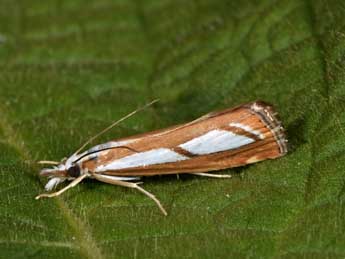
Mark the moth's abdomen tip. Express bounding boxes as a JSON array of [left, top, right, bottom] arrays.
[[246, 100, 288, 155]]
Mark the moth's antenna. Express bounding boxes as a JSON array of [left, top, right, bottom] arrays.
[[73, 99, 159, 155]]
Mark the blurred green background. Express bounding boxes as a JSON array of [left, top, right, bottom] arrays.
[[1, 0, 345, 258]]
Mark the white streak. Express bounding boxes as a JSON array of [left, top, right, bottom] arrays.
[[65, 153, 80, 168], [96, 148, 188, 171], [96, 174, 140, 181], [65, 139, 138, 166], [87, 139, 136, 153], [179, 129, 254, 155], [229, 122, 264, 139]]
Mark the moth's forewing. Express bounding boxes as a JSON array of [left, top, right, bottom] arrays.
[[80, 102, 287, 176]]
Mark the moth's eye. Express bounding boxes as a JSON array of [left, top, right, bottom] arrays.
[[67, 165, 80, 178]]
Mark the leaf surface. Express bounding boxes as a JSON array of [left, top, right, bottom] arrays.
[[1, 0, 345, 258]]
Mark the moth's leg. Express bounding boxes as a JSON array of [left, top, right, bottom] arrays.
[[37, 160, 60, 165], [93, 174, 167, 216], [35, 174, 88, 199], [190, 172, 232, 178]]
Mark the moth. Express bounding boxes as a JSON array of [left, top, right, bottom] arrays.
[[36, 100, 287, 215]]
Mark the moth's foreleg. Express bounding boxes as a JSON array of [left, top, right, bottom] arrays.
[[190, 172, 232, 178], [35, 174, 88, 199], [92, 173, 168, 216], [37, 160, 60, 165]]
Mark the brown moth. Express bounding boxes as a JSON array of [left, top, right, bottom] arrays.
[[36, 100, 287, 215]]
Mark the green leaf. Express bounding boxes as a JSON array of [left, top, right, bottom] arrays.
[[1, 0, 345, 258]]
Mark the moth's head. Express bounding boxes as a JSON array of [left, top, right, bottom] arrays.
[[39, 157, 81, 191]]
